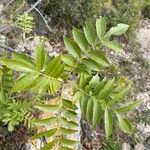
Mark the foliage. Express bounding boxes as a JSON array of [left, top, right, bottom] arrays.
[[0, 16, 143, 149], [43, 0, 149, 41], [0, 66, 33, 131]]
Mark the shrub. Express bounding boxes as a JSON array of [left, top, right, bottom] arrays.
[[0, 16, 143, 149]]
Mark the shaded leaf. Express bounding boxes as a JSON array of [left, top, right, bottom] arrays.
[[86, 99, 93, 123], [105, 24, 129, 38], [0, 59, 34, 72], [117, 99, 143, 113], [32, 128, 57, 140], [102, 40, 123, 53], [12, 72, 39, 92], [35, 104, 59, 112], [104, 107, 112, 139], [96, 16, 106, 39], [92, 97, 101, 128], [87, 50, 109, 66], [116, 113, 132, 134], [72, 27, 88, 51], [83, 21, 96, 45], [64, 37, 81, 58], [108, 85, 131, 106], [34, 42, 45, 71]]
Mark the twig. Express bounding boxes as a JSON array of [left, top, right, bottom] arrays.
[[26, 0, 42, 14], [0, 44, 14, 52], [4, 0, 15, 10], [34, 7, 53, 33]]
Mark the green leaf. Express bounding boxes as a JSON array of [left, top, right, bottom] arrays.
[[61, 138, 78, 146], [60, 127, 77, 135], [83, 21, 96, 45], [104, 107, 112, 139], [50, 79, 61, 95], [13, 52, 35, 69], [30, 76, 50, 93], [64, 110, 77, 119], [93, 77, 106, 95], [116, 113, 132, 134], [98, 79, 115, 99], [11, 72, 39, 92], [60, 147, 73, 150], [92, 97, 101, 128], [89, 74, 100, 88], [54, 64, 64, 78], [108, 85, 131, 106], [87, 50, 109, 66], [60, 117, 78, 128], [96, 16, 106, 39], [45, 55, 61, 77], [64, 37, 81, 58], [0, 59, 35, 72], [35, 104, 59, 112], [72, 27, 88, 52], [117, 99, 143, 113], [105, 24, 129, 38], [82, 58, 101, 71], [63, 99, 77, 110], [33, 117, 57, 127], [41, 139, 57, 150], [102, 40, 123, 53], [79, 96, 88, 116], [61, 54, 76, 67], [32, 128, 57, 140], [86, 99, 93, 123], [34, 42, 45, 71]]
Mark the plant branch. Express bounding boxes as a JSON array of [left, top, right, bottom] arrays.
[[34, 7, 53, 33], [26, 0, 42, 14]]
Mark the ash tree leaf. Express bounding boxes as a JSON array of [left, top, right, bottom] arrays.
[[80, 96, 88, 116], [50, 79, 61, 95], [32, 128, 57, 140], [34, 41, 45, 71], [92, 97, 101, 128], [61, 54, 76, 67], [87, 50, 109, 66], [33, 117, 57, 127], [105, 24, 129, 38], [45, 55, 61, 77], [102, 40, 123, 53], [64, 37, 81, 58], [104, 107, 113, 139], [83, 21, 96, 45], [108, 85, 131, 106], [60, 117, 78, 129], [13, 52, 35, 69], [89, 74, 100, 88], [98, 78, 115, 99], [35, 104, 59, 112], [86, 99, 93, 123], [0, 59, 35, 72], [117, 99, 143, 113], [60, 127, 77, 135], [11, 72, 39, 92], [60, 147, 73, 150], [72, 27, 88, 52], [41, 139, 57, 150], [61, 138, 78, 146], [116, 112, 132, 134], [82, 58, 101, 71], [96, 16, 106, 39]]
